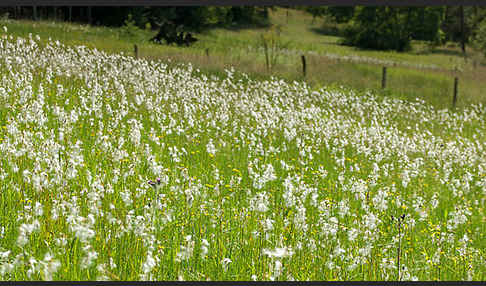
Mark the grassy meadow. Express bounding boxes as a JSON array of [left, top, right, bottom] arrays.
[[1, 8, 486, 109], [0, 9, 485, 281]]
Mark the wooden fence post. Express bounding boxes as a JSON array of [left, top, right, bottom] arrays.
[[382, 66, 387, 89], [301, 55, 306, 78], [452, 77, 458, 108], [134, 44, 138, 59], [68, 6, 72, 22], [33, 6, 37, 21]]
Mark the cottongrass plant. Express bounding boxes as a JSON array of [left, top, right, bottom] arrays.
[[0, 28, 484, 281]]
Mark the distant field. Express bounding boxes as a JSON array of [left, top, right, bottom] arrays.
[[0, 8, 485, 109], [0, 28, 485, 281]]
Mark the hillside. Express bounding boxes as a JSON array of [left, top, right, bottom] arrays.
[[0, 27, 484, 281], [1, 7, 485, 109]]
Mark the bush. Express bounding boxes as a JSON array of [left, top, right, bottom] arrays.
[[341, 7, 412, 52], [341, 7, 444, 52], [472, 19, 486, 57], [119, 14, 144, 41]]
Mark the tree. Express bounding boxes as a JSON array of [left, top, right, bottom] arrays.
[[342, 7, 411, 51], [460, 5, 465, 54], [144, 6, 269, 32], [468, 7, 486, 47], [440, 6, 481, 54], [342, 7, 444, 52], [326, 6, 355, 23], [146, 7, 270, 45], [408, 7, 445, 44], [472, 18, 486, 56], [305, 7, 327, 24]]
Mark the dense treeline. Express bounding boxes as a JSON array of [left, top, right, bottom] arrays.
[[0, 6, 271, 47], [305, 6, 486, 53], [0, 6, 270, 30]]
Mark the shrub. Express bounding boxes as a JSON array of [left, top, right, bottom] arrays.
[[341, 7, 412, 52], [119, 14, 144, 41], [471, 19, 486, 57]]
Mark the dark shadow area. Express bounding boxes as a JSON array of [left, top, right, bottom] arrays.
[[221, 22, 271, 32], [194, 22, 270, 36], [309, 26, 345, 38], [308, 27, 344, 46], [414, 47, 465, 57]]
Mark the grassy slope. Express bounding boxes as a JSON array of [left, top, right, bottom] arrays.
[[0, 10, 485, 281], [1, 8, 485, 109]]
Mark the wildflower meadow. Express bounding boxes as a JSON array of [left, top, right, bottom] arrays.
[[0, 30, 484, 281]]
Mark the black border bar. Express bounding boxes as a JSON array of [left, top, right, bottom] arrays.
[[0, 1, 485, 6]]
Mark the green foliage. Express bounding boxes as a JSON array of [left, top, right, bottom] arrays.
[[119, 14, 144, 41], [342, 7, 412, 51], [226, 7, 271, 27], [0, 12, 9, 21], [467, 7, 486, 45], [145, 7, 270, 32], [2, 7, 485, 110], [441, 6, 468, 44], [90, 7, 138, 27], [408, 7, 445, 44], [0, 29, 485, 280], [305, 7, 327, 23], [342, 7, 445, 52], [471, 18, 486, 56], [326, 6, 355, 23]]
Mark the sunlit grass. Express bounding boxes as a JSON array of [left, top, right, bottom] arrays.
[[0, 24, 484, 282], [0, 8, 485, 110]]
